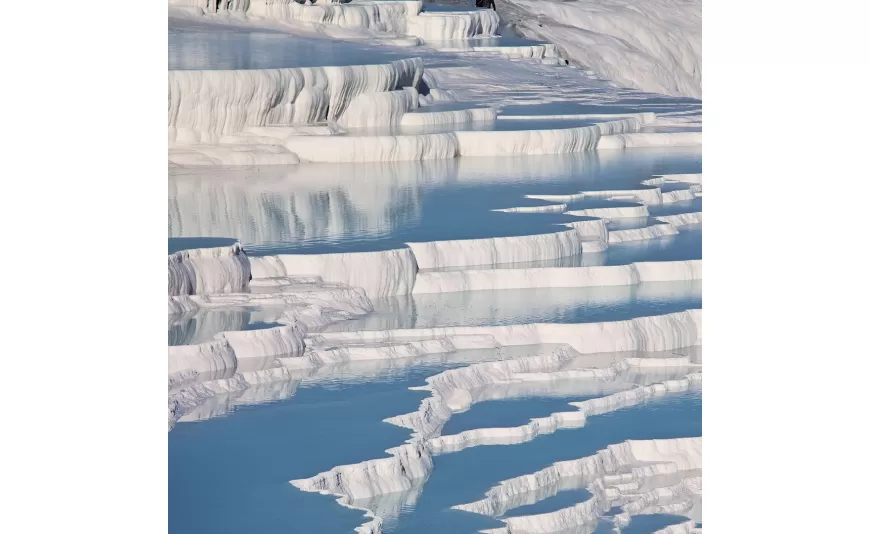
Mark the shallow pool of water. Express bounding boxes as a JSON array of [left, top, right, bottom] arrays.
[[169, 363, 465, 534], [169, 148, 701, 255], [168, 26, 415, 70], [327, 280, 701, 332], [502, 488, 594, 518]]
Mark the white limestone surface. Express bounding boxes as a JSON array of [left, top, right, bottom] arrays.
[[498, 112, 656, 124], [250, 248, 419, 297], [566, 205, 649, 219], [248, 0, 422, 33], [290, 442, 433, 499], [642, 174, 702, 186], [455, 437, 702, 517], [317, 309, 702, 364], [502, 0, 701, 98], [608, 223, 682, 244], [169, 324, 305, 377], [284, 131, 459, 162], [598, 132, 702, 150], [427, 373, 701, 454], [406, 9, 500, 41], [168, 144, 301, 166], [169, 58, 423, 135], [400, 106, 497, 128], [406, 221, 607, 269], [338, 87, 420, 128], [492, 203, 568, 214], [412, 260, 701, 294], [656, 212, 702, 227], [168, 242, 252, 296], [434, 43, 558, 61], [283, 120, 639, 163]]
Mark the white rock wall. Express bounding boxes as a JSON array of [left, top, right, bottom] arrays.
[[168, 243, 252, 296], [169, 58, 423, 135]]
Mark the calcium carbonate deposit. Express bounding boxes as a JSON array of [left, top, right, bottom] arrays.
[[167, 1, 702, 533]]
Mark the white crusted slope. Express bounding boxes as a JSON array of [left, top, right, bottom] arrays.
[[291, 441, 432, 498], [642, 174, 703, 186], [316, 309, 702, 355], [283, 120, 640, 164], [168, 324, 305, 377], [502, 0, 701, 98], [250, 248, 418, 298], [428, 373, 701, 454], [408, 220, 606, 270], [248, 0, 422, 33], [412, 259, 701, 294], [169, 58, 423, 135], [338, 87, 420, 128], [168, 242, 251, 296], [598, 132, 701, 150], [407, 9, 500, 41], [455, 437, 702, 519]]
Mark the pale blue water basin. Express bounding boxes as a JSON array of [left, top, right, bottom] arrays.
[[168, 147, 701, 255], [168, 25, 417, 70], [168, 237, 238, 254], [502, 488, 594, 518], [325, 281, 701, 332], [442, 396, 579, 436], [169, 363, 469, 534]]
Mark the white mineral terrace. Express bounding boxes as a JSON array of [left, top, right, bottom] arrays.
[[167, 2, 702, 532], [168, 1, 699, 166], [427, 373, 701, 454], [246, 228, 701, 298], [456, 437, 702, 533]]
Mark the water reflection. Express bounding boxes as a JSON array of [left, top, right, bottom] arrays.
[[168, 148, 701, 254], [168, 26, 415, 70], [327, 280, 702, 331]]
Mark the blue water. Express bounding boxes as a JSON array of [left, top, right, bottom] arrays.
[[503, 488, 594, 518], [388, 391, 701, 533], [329, 281, 701, 332], [168, 236, 238, 254], [168, 14, 702, 534], [168, 26, 415, 70], [171, 379, 699, 534], [169, 363, 470, 534], [169, 310, 251, 346], [441, 396, 579, 436], [491, 227, 701, 270], [647, 198, 702, 217], [169, 148, 701, 255]]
